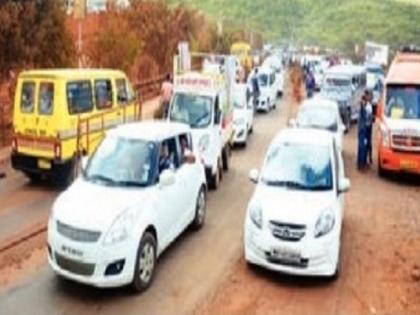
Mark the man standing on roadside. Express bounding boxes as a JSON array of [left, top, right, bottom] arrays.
[[160, 73, 173, 118]]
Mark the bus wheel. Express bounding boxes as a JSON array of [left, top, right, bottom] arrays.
[[25, 172, 42, 184]]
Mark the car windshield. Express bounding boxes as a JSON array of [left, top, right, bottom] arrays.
[[261, 142, 333, 191], [169, 93, 213, 128], [259, 74, 268, 86], [297, 107, 338, 132], [84, 137, 155, 187], [385, 85, 420, 119]]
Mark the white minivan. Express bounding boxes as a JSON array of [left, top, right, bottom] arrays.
[[244, 128, 350, 278], [233, 83, 254, 146], [48, 121, 207, 292]]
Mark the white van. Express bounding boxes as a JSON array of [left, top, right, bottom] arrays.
[[249, 67, 277, 112], [168, 70, 234, 190]]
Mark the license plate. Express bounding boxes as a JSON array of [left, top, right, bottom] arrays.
[[37, 159, 51, 170], [400, 160, 418, 170], [61, 245, 83, 258], [271, 247, 301, 262]]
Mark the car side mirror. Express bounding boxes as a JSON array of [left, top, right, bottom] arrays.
[[159, 169, 176, 187], [249, 168, 259, 184], [288, 118, 297, 127], [339, 177, 351, 193], [340, 124, 346, 132]]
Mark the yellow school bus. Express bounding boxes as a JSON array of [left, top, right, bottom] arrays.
[[11, 69, 140, 186], [230, 41, 253, 77]]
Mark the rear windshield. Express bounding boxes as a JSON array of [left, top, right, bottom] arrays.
[[20, 82, 35, 113], [67, 81, 93, 114], [38, 82, 54, 115]]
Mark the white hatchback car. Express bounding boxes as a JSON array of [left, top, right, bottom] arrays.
[[244, 128, 350, 278], [233, 83, 254, 146], [292, 98, 346, 150], [48, 121, 207, 292]]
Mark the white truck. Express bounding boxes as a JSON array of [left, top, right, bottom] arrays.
[[168, 53, 235, 189]]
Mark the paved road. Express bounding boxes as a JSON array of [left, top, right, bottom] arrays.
[[0, 99, 287, 315]]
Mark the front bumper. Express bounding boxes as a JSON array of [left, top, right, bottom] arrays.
[[379, 146, 420, 175], [48, 226, 138, 288], [244, 221, 338, 276]]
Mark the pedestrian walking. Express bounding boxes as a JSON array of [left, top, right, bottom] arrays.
[[251, 68, 260, 109], [365, 90, 374, 165], [357, 93, 370, 170]]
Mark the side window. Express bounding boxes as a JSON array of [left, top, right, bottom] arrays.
[[38, 82, 54, 115], [116, 79, 129, 105], [95, 79, 113, 110], [178, 133, 192, 163], [20, 82, 35, 113], [158, 137, 180, 174], [67, 81, 93, 115]]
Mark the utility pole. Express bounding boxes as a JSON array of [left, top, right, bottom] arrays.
[[74, 0, 86, 68]]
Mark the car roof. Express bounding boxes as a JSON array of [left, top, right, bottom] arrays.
[[386, 53, 420, 85], [272, 128, 334, 147], [300, 97, 338, 110], [326, 64, 365, 76], [108, 121, 190, 142]]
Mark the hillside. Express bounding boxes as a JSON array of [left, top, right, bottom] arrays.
[[167, 0, 420, 54]]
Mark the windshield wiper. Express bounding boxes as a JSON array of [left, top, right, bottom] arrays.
[[192, 113, 210, 127], [263, 180, 308, 190], [86, 174, 118, 185], [114, 180, 147, 187]]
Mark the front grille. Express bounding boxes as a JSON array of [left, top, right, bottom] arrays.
[[269, 221, 306, 242], [55, 252, 95, 276], [57, 221, 101, 243], [392, 134, 420, 152]]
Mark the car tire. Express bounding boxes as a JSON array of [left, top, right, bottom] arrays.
[[222, 147, 229, 171], [209, 161, 221, 190], [378, 158, 389, 178], [131, 232, 157, 293], [191, 186, 206, 230], [345, 108, 351, 131], [249, 124, 253, 134]]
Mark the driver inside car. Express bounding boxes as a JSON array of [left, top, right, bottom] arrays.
[[158, 143, 174, 173]]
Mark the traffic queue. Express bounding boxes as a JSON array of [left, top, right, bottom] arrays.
[[8, 44, 420, 293]]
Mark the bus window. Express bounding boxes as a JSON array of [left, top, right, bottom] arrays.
[[38, 82, 54, 115], [95, 79, 113, 110], [21, 82, 35, 113], [116, 79, 129, 105], [67, 81, 93, 115]]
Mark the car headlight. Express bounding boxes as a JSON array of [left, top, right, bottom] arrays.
[[379, 123, 390, 148], [234, 117, 245, 125], [198, 134, 210, 153], [314, 209, 335, 238], [103, 208, 136, 246], [249, 201, 263, 229]]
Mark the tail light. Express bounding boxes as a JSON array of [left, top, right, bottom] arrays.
[[222, 118, 226, 129], [54, 142, 61, 160], [11, 137, 17, 152]]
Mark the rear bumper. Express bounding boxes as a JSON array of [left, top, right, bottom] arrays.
[[378, 146, 420, 175], [11, 152, 74, 177]]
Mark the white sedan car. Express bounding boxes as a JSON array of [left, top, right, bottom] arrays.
[[292, 98, 346, 150], [48, 122, 207, 292], [244, 128, 350, 278], [233, 83, 254, 146]]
